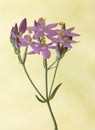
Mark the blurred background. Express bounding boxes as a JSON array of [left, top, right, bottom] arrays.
[[0, 0, 95, 130]]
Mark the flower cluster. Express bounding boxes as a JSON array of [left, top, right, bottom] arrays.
[[10, 17, 80, 59], [10, 18, 80, 130]]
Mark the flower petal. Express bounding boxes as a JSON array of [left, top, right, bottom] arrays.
[[45, 23, 57, 31], [19, 37, 28, 46], [66, 27, 75, 32], [46, 30, 58, 36], [33, 31, 44, 39], [65, 32, 80, 37], [64, 42, 72, 48], [47, 35, 60, 43], [27, 51, 36, 54], [19, 18, 27, 33], [30, 42, 42, 54]]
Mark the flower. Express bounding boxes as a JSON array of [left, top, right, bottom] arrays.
[[10, 17, 80, 130], [10, 18, 27, 47], [27, 17, 58, 40], [28, 42, 56, 59], [10, 17, 80, 59], [47, 23, 80, 49]]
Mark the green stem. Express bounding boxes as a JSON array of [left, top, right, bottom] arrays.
[[48, 58, 57, 70], [20, 47, 45, 101], [22, 64, 45, 101], [44, 59, 58, 130], [49, 60, 60, 97]]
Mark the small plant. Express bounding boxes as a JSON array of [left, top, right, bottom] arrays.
[[10, 17, 79, 130]]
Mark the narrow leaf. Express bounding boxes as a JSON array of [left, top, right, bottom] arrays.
[[49, 83, 62, 100], [35, 95, 46, 103]]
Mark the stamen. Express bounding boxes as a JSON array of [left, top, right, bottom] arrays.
[[38, 17, 45, 22], [59, 22, 64, 26], [59, 29, 65, 36], [28, 37, 32, 43], [41, 35, 46, 44], [28, 29, 32, 34]]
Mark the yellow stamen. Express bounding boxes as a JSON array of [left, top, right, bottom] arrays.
[[28, 37, 32, 43], [59, 29, 65, 36], [28, 29, 32, 34], [64, 37, 68, 42], [38, 17, 46, 22], [41, 35, 46, 44], [59, 22, 64, 26], [41, 25, 45, 30]]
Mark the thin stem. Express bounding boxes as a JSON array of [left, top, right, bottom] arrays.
[[48, 58, 57, 70], [49, 60, 60, 97], [19, 47, 45, 101], [44, 59, 58, 130], [22, 64, 45, 101]]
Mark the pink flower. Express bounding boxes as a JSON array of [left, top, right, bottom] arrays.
[[27, 17, 58, 40], [11, 18, 27, 47], [10, 18, 80, 59], [28, 42, 56, 59]]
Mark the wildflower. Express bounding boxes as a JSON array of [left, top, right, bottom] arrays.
[[47, 23, 80, 49], [27, 17, 58, 40], [10, 17, 80, 59], [28, 42, 56, 59], [10, 18, 27, 47], [10, 17, 80, 130]]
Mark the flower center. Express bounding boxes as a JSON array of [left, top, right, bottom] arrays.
[[63, 37, 68, 42]]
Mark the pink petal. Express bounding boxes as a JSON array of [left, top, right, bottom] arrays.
[[19, 18, 27, 33]]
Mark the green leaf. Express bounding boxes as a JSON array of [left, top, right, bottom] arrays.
[[35, 95, 46, 103], [49, 83, 62, 100]]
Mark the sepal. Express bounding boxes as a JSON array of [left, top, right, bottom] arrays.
[[18, 55, 23, 64], [10, 36, 20, 55], [23, 47, 28, 64]]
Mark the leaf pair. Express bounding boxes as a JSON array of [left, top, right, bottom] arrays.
[[35, 83, 62, 103]]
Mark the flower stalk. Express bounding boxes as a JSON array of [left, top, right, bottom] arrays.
[[44, 59, 58, 130], [49, 60, 60, 97], [22, 63, 46, 101], [17, 47, 46, 101]]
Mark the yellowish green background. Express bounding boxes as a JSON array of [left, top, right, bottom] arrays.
[[0, 0, 95, 130]]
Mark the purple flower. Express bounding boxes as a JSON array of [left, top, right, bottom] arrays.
[[10, 17, 80, 59], [28, 42, 56, 59], [11, 18, 27, 47], [47, 23, 80, 49], [27, 17, 58, 40]]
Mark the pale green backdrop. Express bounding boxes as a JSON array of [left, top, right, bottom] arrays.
[[0, 0, 95, 130]]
